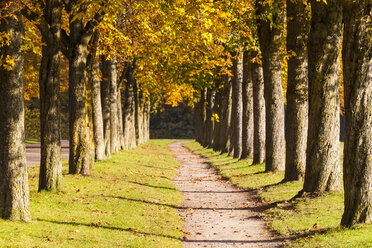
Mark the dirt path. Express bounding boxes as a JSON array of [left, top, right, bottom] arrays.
[[26, 140, 69, 167], [169, 141, 283, 248]]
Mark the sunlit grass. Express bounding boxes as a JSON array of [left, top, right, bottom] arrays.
[[185, 141, 372, 248], [0, 139, 183, 248]]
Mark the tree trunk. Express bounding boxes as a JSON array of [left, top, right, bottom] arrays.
[[145, 97, 151, 142], [100, 56, 111, 157], [232, 52, 243, 159], [38, 0, 63, 191], [221, 80, 233, 154], [194, 97, 202, 142], [241, 51, 254, 159], [123, 61, 137, 150], [117, 87, 125, 150], [138, 91, 145, 144], [303, 0, 343, 194], [200, 89, 208, 147], [91, 59, 105, 160], [284, 0, 310, 181], [0, 3, 30, 221], [109, 57, 119, 154], [256, 0, 286, 172], [133, 80, 140, 145], [212, 85, 222, 151], [86, 31, 100, 168], [206, 88, 215, 147], [251, 59, 266, 164], [68, 18, 90, 175], [341, 0, 372, 227]]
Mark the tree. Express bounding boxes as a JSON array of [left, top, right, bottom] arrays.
[[256, 0, 286, 172], [232, 52, 243, 159], [302, 0, 343, 194], [341, 0, 371, 227], [0, 0, 30, 221], [284, 0, 310, 181], [100, 56, 111, 158], [37, 0, 63, 191], [241, 50, 254, 159], [63, 1, 105, 174], [88, 32, 105, 161], [251, 53, 265, 164], [20, 0, 64, 191]]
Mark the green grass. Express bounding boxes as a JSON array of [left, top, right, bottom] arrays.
[[0, 140, 183, 248], [184, 141, 372, 248], [25, 138, 40, 144]]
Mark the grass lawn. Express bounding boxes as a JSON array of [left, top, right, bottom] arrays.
[[25, 138, 40, 144], [184, 141, 372, 248], [0, 140, 183, 248]]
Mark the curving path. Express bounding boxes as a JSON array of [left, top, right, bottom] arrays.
[[169, 141, 283, 248], [26, 140, 69, 167]]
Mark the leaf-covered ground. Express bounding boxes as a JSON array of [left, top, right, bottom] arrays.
[[0, 140, 183, 248], [185, 141, 372, 248]]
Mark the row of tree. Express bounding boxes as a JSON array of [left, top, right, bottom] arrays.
[[0, 0, 152, 221], [195, 0, 371, 228]]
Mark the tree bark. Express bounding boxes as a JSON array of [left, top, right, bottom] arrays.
[[109, 57, 119, 154], [194, 96, 202, 142], [241, 51, 254, 159], [100, 56, 111, 157], [221, 80, 233, 154], [117, 87, 125, 150], [251, 59, 266, 164], [256, 0, 286, 172], [232, 53, 243, 159], [123, 61, 137, 150], [303, 0, 343, 194], [200, 89, 208, 147], [206, 88, 215, 147], [91, 59, 105, 160], [212, 85, 222, 151], [68, 18, 90, 174], [38, 0, 63, 191], [284, 0, 310, 181], [0, 2, 30, 221], [341, 0, 372, 227]]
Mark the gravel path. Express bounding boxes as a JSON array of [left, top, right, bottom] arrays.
[[26, 140, 69, 167], [169, 141, 283, 248]]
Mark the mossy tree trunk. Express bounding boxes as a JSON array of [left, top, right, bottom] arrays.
[[341, 0, 372, 227], [38, 0, 63, 191], [251, 58, 265, 164], [68, 19, 90, 175], [284, 0, 310, 181], [241, 51, 254, 160], [302, 0, 343, 194], [0, 2, 30, 221], [256, 0, 286, 172]]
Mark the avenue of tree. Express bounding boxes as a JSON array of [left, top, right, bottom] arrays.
[[0, 0, 371, 231]]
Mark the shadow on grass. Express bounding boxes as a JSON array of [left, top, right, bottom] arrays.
[[102, 195, 277, 213], [135, 163, 174, 171], [38, 219, 180, 240], [127, 181, 177, 191], [182, 237, 285, 244]]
